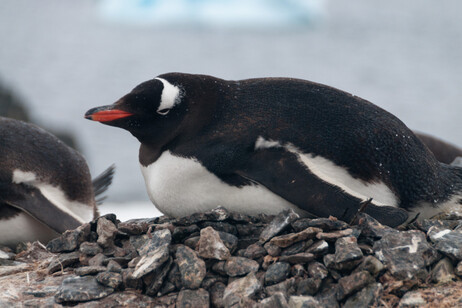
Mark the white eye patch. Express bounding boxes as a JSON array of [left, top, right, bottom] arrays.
[[155, 78, 182, 115]]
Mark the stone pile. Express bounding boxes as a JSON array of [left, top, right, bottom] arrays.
[[2, 207, 462, 307]]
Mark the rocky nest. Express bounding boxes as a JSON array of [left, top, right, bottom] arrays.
[[2, 207, 462, 307]]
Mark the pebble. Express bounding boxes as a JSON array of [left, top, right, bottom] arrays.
[[307, 262, 329, 280], [176, 288, 210, 308], [259, 209, 299, 243], [269, 227, 321, 248], [343, 282, 383, 308], [137, 229, 172, 256], [75, 266, 107, 276], [398, 290, 427, 307], [288, 295, 322, 308], [79, 242, 103, 256], [336, 270, 374, 300], [96, 217, 118, 248], [428, 226, 462, 261], [430, 258, 455, 283], [296, 277, 322, 296], [224, 256, 259, 277], [265, 262, 291, 285], [96, 272, 123, 289], [117, 218, 157, 235], [279, 252, 315, 264], [175, 245, 206, 289], [292, 217, 349, 232], [223, 272, 262, 308], [46, 223, 91, 253], [196, 226, 231, 260], [257, 292, 288, 308], [54, 276, 114, 303], [316, 228, 354, 241], [131, 245, 169, 279]]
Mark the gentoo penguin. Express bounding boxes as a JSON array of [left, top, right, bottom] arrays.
[[85, 73, 462, 227], [0, 117, 114, 247]]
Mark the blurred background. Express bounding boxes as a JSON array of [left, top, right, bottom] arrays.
[[0, 0, 461, 220]]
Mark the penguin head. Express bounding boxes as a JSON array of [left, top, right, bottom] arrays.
[[85, 75, 191, 144]]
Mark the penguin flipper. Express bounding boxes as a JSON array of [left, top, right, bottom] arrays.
[[4, 184, 82, 234], [92, 164, 115, 204], [237, 148, 408, 227]]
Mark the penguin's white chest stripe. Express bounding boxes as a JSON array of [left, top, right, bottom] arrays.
[[12, 170, 92, 223], [140, 151, 305, 218], [255, 136, 399, 207]]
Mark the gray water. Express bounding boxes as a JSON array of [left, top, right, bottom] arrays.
[[0, 1, 461, 216]]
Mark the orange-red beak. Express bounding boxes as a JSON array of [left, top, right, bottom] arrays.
[[85, 107, 133, 122]]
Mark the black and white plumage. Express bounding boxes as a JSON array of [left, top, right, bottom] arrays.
[[0, 117, 114, 247], [85, 73, 462, 227]]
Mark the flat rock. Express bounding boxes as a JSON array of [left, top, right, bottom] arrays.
[[137, 229, 172, 256], [46, 223, 90, 253], [305, 240, 329, 256], [176, 245, 206, 289], [264, 262, 290, 285], [398, 290, 427, 307], [79, 242, 103, 256], [47, 251, 80, 274], [430, 258, 455, 284], [223, 272, 262, 308], [336, 270, 374, 301], [96, 272, 123, 289], [279, 253, 315, 264], [224, 256, 259, 277], [374, 230, 440, 280], [259, 209, 299, 243], [343, 282, 383, 308], [54, 275, 114, 303], [292, 217, 349, 232], [131, 245, 170, 279], [176, 288, 210, 308], [288, 295, 321, 308], [96, 217, 118, 248], [269, 227, 321, 248], [197, 226, 231, 260], [428, 226, 462, 261], [356, 213, 396, 239], [75, 266, 107, 276], [117, 218, 157, 235], [316, 228, 354, 241]]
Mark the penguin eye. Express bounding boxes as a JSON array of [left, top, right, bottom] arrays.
[[157, 108, 170, 115]]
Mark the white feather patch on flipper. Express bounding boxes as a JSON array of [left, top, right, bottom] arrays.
[[12, 169, 93, 223], [255, 136, 399, 207]]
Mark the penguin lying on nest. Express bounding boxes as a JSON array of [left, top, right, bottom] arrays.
[[85, 73, 462, 227], [0, 117, 114, 247]]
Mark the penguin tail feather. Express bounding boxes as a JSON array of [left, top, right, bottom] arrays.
[[92, 164, 115, 205]]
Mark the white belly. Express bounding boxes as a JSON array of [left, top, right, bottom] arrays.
[[140, 151, 305, 218], [0, 212, 58, 247]]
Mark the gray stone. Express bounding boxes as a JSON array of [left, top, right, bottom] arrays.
[[455, 261, 462, 277], [173, 224, 200, 241], [264, 262, 291, 285], [428, 226, 462, 261], [243, 243, 267, 259], [176, 288, 210, 308], [336, 270, 374, 301], [55, 276, 114, 303], [279, 253, 315, 264], [199, 221, 237, 235], [418, 219, 459, 233], [224, 257, 259, 277], [398, 290, 427, 308], [176, 245, 206, 289], [291, 264, 307, 278], [374, 230, 440, 280], [46, 223, 90, 253], [265, 277, 297, 298], [316, 228, 354, 241], [334, 236, 363, 264], [223, 272, 262, 308], [197, 226, 231, 260], [96, 217, 118, 248], [96, 271, 123, 289], [218, 231, 239, 253], [264, 241, 281, 257], [79, 242, 103, 256], [307, 262, 329, 280], [354, 255, 384, 277], [343, 282, 383, 308], [305, 240, 329, 256], [131, 245, 170, 279], [137, 228, 172, 256], [281, 241, 308, 256], [288, 295, 321, 308], [292, 217, 349, 232], [269, 227, 321, 248], [430, 258, 455, 283], [296, 278, 322, 296], [106, 259, 122, 273], [74, 266, 107, 276], [259, 209, 299, 243], [210, 282, 226, 308], [356, 213, 396, 239], [257, 292, 288, 308], [117, 218, 157, 235], [47, 251, 80, 274], [144, 257, 173, 296], [88, 252, 108, 267]]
